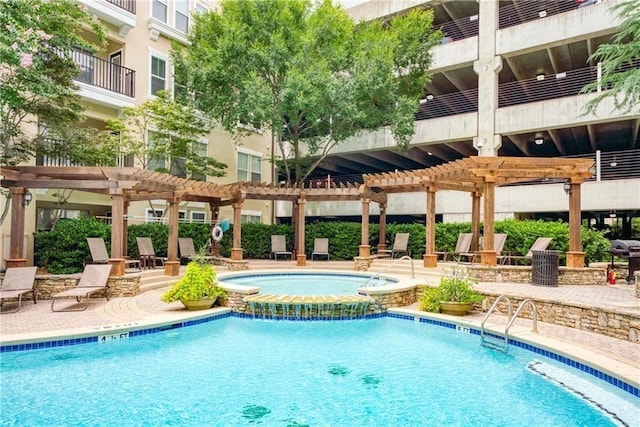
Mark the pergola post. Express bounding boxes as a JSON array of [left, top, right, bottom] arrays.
[[108, 190, 126, 276], [210, 203, 220, 256], [471, 192, 481, 251], [6, 187, 28, 268], [359, 197, 371, 257], [480, 177, 497, 266], [566, 181, 585, 267], [164, 198, 180, 276], [377, 203, 387, 254], [231, 202, 243, 260], [122, 200, 130, 258], [424, 186, 438, 268], [292, 201, 299, 256], [296, 197, 306, 266]]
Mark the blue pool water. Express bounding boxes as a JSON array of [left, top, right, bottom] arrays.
[[220, 272, 396, 295], [1, 316, 636, 426]]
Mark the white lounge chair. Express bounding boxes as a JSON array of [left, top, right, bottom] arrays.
[[0, 266, 38, 313], [51, 264, 112, 312], [311, 238, 330, 260], [270, 235, 293, 260]]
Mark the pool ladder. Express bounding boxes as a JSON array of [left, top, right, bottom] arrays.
[[480, 295, 538, 353], [362, 255, 415, 287]]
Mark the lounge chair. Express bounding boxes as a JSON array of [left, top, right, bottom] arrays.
[[0, 266, 38, 314], [378, 233, 411, 258], [459, 233, 507, 264], [178, 237, 218, 263], [502, 237, 553, 265], [436, 233, 473, 261], [311, 238, 330, 260], [136, 237, 167, 269], [51, 264, 112, 312], [270, 235, 293, 260], [87, 237, 141, 271]]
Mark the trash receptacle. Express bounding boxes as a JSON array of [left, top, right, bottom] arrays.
[[532, 250, 560, 287]]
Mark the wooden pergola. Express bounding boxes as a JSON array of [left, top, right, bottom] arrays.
[[0, 155, 594, 274], [363, 156, 594, 267]]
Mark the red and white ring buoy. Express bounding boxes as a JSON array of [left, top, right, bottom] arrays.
[[212, 224, 224, 242]]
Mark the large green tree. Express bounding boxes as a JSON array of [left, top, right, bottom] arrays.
[[173, 0, 441, 185], [581, 0, 640, 114], [106, 91, 227, 179], [0, 0, 109, 166]]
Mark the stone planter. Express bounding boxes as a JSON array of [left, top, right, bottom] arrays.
[[439, 301, 473, 316], [180, 297, 217, 311]]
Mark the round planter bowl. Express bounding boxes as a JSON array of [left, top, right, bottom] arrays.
[[180, 297, 217, 311], [439, 301, 473, 316]]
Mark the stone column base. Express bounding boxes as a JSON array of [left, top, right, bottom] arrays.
[[164, 261, 180, 276], [423, 254, 438, 268], [354, 256, 373, 271], [296, 254, 307, 266]]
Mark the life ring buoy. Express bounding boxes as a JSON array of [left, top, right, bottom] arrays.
[[212, 225, 224, 242]]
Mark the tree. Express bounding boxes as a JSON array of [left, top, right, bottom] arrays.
[[106, 91, 227, 179], [173, 0, 441, 185], [0, 0, 109, 165], [581, 0, 640, 114]]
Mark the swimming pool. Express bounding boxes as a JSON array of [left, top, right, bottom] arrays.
[[1, 316, 637, 426], [219, 271, 398, 295]]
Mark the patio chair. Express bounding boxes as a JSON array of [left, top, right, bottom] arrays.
[[178, 237, 218, 263], [458, 233, 507, 264], [51, 264, 112, 312], [436, 233, 473, 261], [377, 233, 411, 258], [311, 238, 330, 260], [87, 237, 141, 271], [270, 235, 293, 260], [502, 237, 553, 265], [136, 237, 167, 269], [0, 266, 38, 314]]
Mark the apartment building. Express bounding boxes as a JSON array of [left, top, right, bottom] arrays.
[[1, 0, 274, 264], [293, 0, 639, 238]]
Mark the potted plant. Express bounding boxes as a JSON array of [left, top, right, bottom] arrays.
[[419, 266, 484, 316], [161, 256, 227, 311]]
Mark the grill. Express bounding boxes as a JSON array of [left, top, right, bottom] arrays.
[[609, 240, 640, 283]]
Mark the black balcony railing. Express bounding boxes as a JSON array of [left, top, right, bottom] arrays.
[[499, 1, 579, 29], [414, 89, 478, 120], [439, 14, 479, 43], [73, 50, 135, 98], [106, 0, 136, 14]]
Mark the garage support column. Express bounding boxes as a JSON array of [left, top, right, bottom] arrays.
[[473, 0, 502, 156], [359, 198, 371, 257]]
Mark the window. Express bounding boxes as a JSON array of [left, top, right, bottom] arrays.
[[152, 0, 167, 22], [195, 2, 208, 14], [171, 157, 187, 178], [191, 212, 206, 222], [191, 141, 207, 181], [237, 150, 262, 183], [145, 208, 164, 223], [175, 0, 189, 33], [241, 214, 261, 224], [150, 55, 167, 95]]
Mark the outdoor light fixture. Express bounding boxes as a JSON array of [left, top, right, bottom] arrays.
[[426, 94, 434, 100], [610, 156, 618, 167], [419, 98, 427, 105], [563, 181, 572, 195], [22, 190, 32, 207], [609, 211, 617, 218], [536, 73, 545, 81], [534, 138, 544, 145]]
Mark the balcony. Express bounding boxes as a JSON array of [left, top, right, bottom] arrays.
[[78, 0, 136, 37], [73, 50, 136, 109]]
